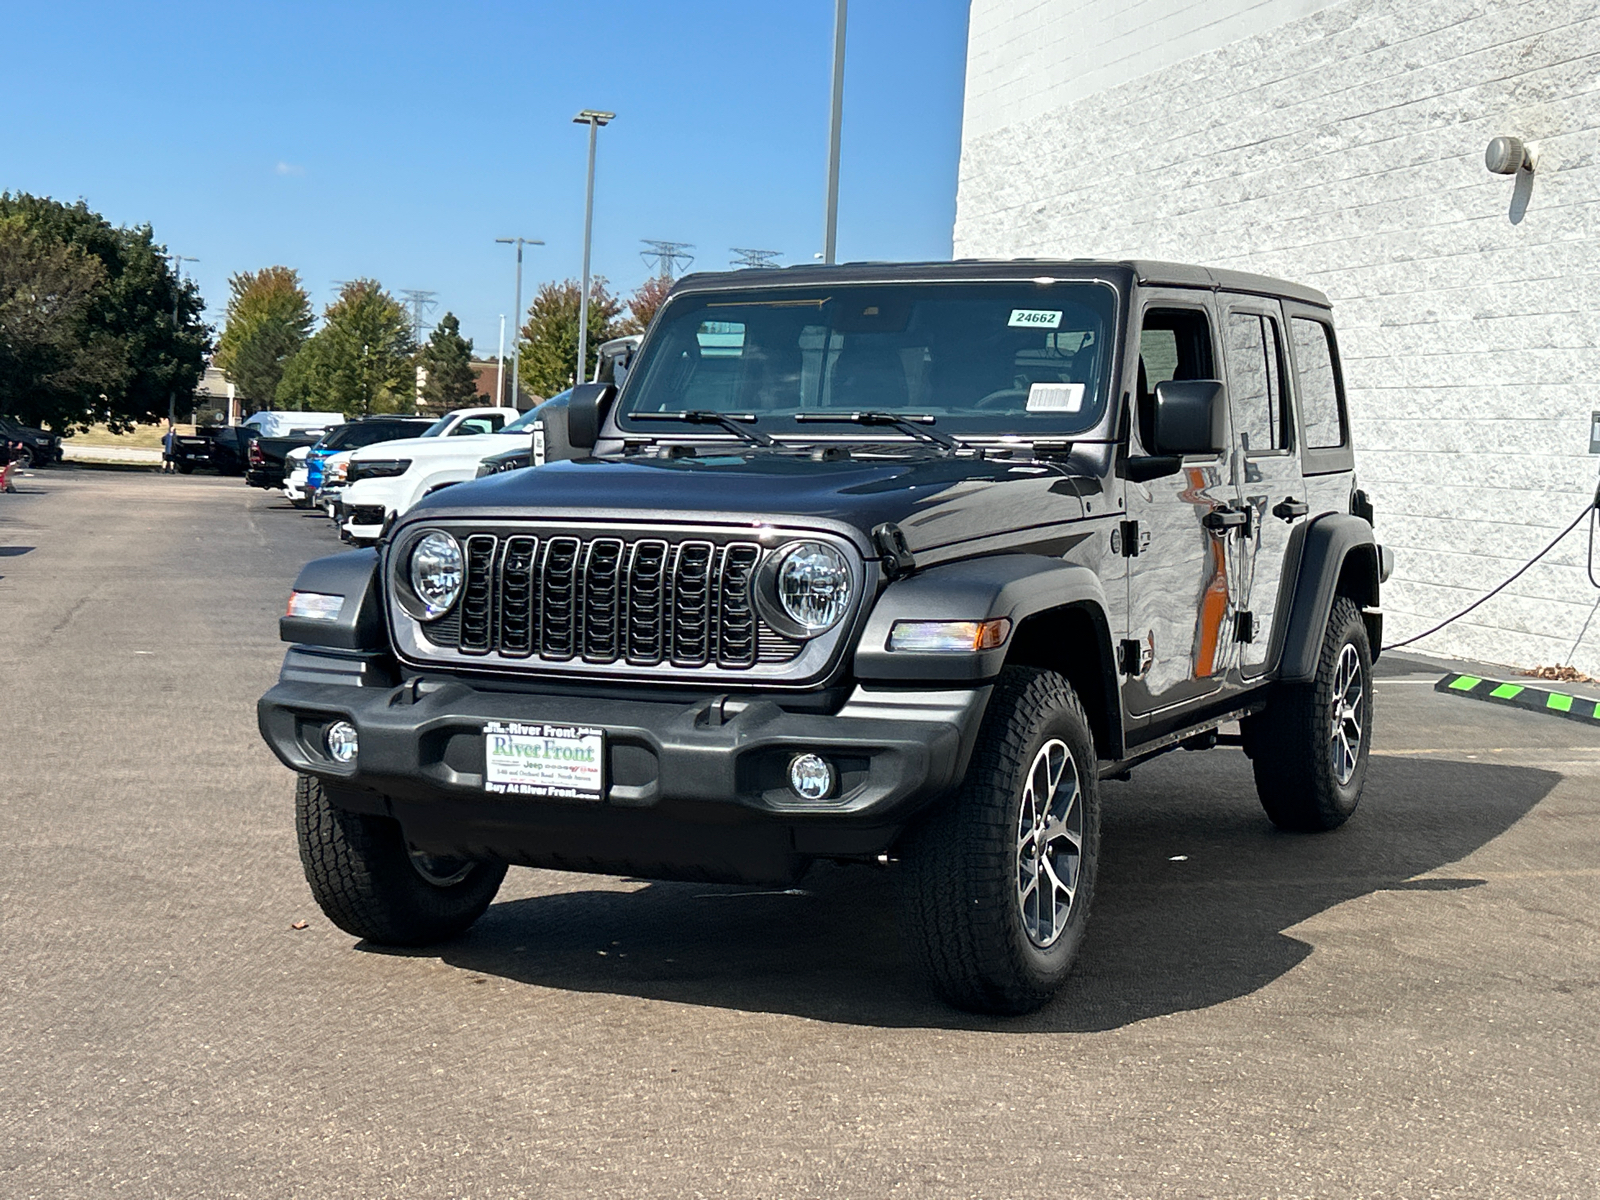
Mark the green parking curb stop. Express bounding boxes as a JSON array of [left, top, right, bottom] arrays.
[[1435, 674, 1600, 725]]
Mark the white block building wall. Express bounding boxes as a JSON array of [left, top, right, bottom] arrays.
[[956, 0, 1600, 675]]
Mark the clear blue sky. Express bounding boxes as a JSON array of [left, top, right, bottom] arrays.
[[2, 0, 971, 354]]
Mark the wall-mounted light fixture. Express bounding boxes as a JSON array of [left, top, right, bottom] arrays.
[[1485, 136, 1534, 175]]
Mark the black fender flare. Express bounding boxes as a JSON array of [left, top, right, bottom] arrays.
[[853, 554, 1114, 683], [1276, 513, 1382, 683], [279, 548, 387, 651]]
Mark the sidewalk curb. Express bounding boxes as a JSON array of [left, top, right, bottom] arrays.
[[1436, 673, 1600, 724]]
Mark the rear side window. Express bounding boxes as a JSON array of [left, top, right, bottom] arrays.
[[1291, 319, 1346, 449], [1225, 312, 1290, 453]]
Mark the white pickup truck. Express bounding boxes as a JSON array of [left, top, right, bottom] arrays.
[[307, 406, 519, 522]]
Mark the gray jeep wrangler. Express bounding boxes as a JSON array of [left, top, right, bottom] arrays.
[[259, 259, 1390, 1015]]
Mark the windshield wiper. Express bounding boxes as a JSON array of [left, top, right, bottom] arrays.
[[631, 410, 776, 447], [793, 411, 959, 452]]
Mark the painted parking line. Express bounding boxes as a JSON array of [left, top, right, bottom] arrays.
[[1436, 674, 1600, 725]]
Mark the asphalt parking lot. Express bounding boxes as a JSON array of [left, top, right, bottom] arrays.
[[3, 466, 1597, 1199]]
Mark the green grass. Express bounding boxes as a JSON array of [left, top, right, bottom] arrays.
[[64, 423, 185, 450]]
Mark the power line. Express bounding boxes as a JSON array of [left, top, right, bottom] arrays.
[[641, 239, 695, 280], [399, 289, 439, 344], [730, 247, 782, 269]]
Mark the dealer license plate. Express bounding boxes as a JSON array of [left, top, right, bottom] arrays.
[[483, 720, 604, 799]]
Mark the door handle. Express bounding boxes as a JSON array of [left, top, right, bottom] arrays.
[[1202, 507, 1248, 532], [1273, 498, 1310, 521]]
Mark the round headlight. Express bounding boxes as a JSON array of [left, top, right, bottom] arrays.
[[408, 531, 463, 619], [774, 541, 851, 634]]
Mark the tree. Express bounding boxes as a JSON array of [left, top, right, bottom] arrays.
[[517, 278, 621, 399], [0, 216, 126, 425], [0, 192, 209, 432], [286, 280, 415, 416], [273, 337, 326, 411], [214, 266, 313, 408], [417, 312, 477, 412], [617, 274, 672, 335]]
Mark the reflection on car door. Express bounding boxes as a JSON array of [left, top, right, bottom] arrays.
[[1123, 294, 1239, 718], [1219, 297, 1303, 678]]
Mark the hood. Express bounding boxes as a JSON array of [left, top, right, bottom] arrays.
[[414, 447, 1110, 557], [347, 431, 526, 461]]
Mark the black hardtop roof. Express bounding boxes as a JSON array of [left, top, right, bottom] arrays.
[[670, 258, 1331, 309]]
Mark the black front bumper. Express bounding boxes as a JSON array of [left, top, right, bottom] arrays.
[[258, 654, 990, 884]]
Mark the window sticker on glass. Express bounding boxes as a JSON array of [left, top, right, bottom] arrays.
[[1008, 309, 1062, 329], [1025, 382, 1085, 413]]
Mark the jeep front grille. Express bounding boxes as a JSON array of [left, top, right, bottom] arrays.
[[416, 532, 806, 670]]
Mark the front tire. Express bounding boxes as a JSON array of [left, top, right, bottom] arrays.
[[295, 774, 506, 945], [898, 667, 1101, 1015], [14, 445, 35, 470], [1244, 595, 1373, 832]]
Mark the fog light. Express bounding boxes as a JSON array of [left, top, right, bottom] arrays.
[[787, 753, 835, 801], [326, 721, 359, 764]]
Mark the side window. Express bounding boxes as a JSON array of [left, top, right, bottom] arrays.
[[484, 413, 507, 431], [1225, 312, 1290, 454], [1138, 307, 1215, 453], [1291, 318, 1346, 448], [453, 418, 493, 436]]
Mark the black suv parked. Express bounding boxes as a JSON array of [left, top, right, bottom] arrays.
[[0, 416, 63, 468], [260, 260, 1390, 1014]]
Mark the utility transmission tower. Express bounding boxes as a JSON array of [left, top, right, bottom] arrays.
[[400, 289, 439, 344], [730, 248, 782, 270], [640, 239, 695, 280]]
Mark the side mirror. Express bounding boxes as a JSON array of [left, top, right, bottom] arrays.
[[566, 383, 617, 451], [1151, 379, 1226, 456]]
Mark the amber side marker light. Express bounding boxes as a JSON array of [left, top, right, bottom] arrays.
[[888, 618, 1012, 653]]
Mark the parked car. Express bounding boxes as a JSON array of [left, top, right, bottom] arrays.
[[0, 416, 63, 468], [246, 427, 338, 489], [260, 259, 1391, 1015], [282, 446, 313, 507], [208, 426, 256, 476], [332, 406, 525, 542], [166, 427, 216, 473], [473, 444, 533, 479]]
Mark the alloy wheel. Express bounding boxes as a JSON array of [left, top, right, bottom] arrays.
[[1329, 642, 1364, 786], [1015, 737, 1084, 948]]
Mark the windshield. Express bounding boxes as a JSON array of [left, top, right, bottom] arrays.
[[615, 282, 1118, 439]]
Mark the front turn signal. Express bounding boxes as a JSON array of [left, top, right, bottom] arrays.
[[887, 618, 1011, 653]]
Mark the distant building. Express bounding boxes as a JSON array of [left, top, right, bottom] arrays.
[[471, 359, 538, 410], [187, 365, 238, 426], [957, 0, 1600, 675]]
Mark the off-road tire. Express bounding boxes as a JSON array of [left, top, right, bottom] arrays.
[[1245, 595, 1372, 832], [295, 773, 506, 945], [898, 666, 1100, 1015], [14, 445, 34, 470]]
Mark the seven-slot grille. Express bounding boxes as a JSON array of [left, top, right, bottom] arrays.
[[419, 532, 804, 670]]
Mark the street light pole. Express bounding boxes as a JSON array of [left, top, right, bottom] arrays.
[[495, 314, 506, 406], [573, 109, 614, 387], [823, 0, 847, 265], [165, 253, 198, 473], [495, 236, 543, 407]]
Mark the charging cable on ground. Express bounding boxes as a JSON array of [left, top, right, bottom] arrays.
[[1383, 481, 1600, 652]]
